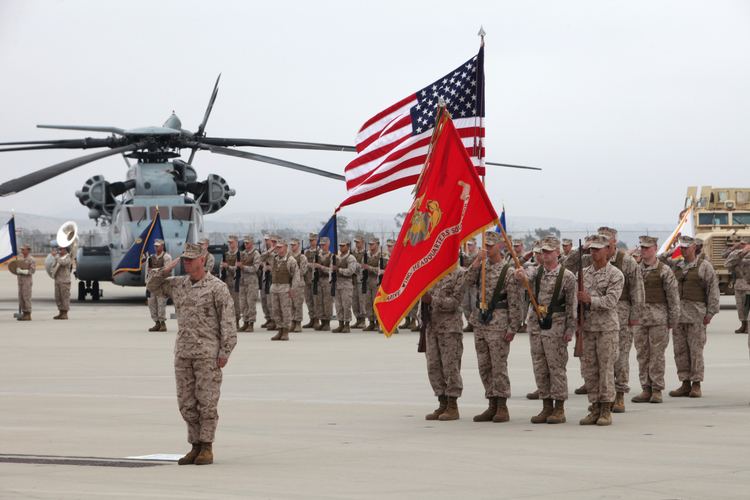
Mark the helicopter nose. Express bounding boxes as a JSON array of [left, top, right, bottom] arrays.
[[163, 112, 182, 130]]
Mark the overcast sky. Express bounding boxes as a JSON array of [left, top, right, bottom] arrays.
[[0, 0, 748, 227]]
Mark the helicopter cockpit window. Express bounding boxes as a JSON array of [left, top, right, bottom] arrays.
[[172, 206, 193, 221], [732, 213, 750, 225], [698, 212, 728, 226], [149, 206, 170, 220], [126, 206, 147, 222]]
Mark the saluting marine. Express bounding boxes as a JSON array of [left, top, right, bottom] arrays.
[[14, 243, 36, 321], [51, 245, 73, 320], [220, 235, 242, 328], [466, 231, 523, 423], [661, 235, 720, 398], [148, 243, 237, 466], [145, 239, 172, 331]]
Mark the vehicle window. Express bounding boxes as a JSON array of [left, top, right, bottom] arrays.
[[149, 206, 170, 220], [127, 206, 146, 222], [172, 206, 193, 221], [698, 213, 728, 225], [732, 213, 750, 225], [737, 191, 749, 204], [718, 191, 728, 202]]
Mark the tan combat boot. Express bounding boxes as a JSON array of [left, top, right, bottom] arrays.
[[689, 381, 702, 398], [579, 402, 601, 425], [239, 321, 249, 332], [611, 391, 625, 413], [332, 321, 344, 333], [438, 397, 459, 421], [530, 398, 553, 424], [493, 397, 510, 423], [194, 442, 213, 465], [279, 328, 289, 341], [400, 317, 412, 329], [260, 319, 270, 328], [596, 403, 612, 426], [148, 322, 160, 332], [353, 317, 366, 329], [363, 320, 376, 332], [302, 319, 315, 329], [669, 380, 691, 397], [247, 322, 254, 333], [53, 311, 63, 320], [270, 329, 283, 341], [462, 324, 473, 333], [735, 321, 748, 334], [159, 321, 167, 332], [473, 397, 498, 422], [340, 322, 351, 333], [319, 320, 331, 331], [574, 384, 588, 395], [410, 322, 420, 332], [21, 312, 31, 321], [425, 395, 447, 420], [177, 443, 201, 465], [649, 390, 663, 403], [526, 389, 540, 400], [631, 388, 652, 403], [265, 320, 277, 331], [293, 321, 302, 333], [546, 400, 566, 424]]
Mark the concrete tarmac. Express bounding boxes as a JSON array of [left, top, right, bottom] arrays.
[[1, 271, 750, 499]]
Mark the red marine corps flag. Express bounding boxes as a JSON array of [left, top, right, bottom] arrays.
[[374, 107, 498, 336]]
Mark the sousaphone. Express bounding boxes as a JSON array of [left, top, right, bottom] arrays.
[[46, 221, 78, 277]]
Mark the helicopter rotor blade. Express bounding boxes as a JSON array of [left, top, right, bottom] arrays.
[[0, 142, 144, 197], [187, 73, 222, 165], [485, 161, 542, 171], [201, 137, 356, 152], [198, 143, 345, 181], [37, 124, 126, 135], [0, 138, 119, 153]]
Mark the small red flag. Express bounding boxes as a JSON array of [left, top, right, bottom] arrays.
[[374, 112, 498, 336]]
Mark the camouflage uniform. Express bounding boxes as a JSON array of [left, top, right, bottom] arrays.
[[15, 254, 36, 314], [52, 252, 73, 313], [610, 249, 645, 394], [150, 251, 237, 445], [666, 253, 720, 384], [425, 268, 466, 398], [290, 245, 308, 326], [523, 262, 577, 401], [239, 245, 261, 325], [316, 248, 334, 322], [146, 251, 172, 322], [221, 246, 242, 324], [333, 248, 357, 325], [204, 253, 215, 275], [351, 241, 366, 325], [725, 246, 750, 328], [581, 262, 624, 404], [634, 257, 680, 393], [270, 250, 301, 331], [461, 249, 479, 327], [466, 258, 523, 399], [363, 245, 387, 327], [259, 239, 275, 324], [303, 235, 320, 325]]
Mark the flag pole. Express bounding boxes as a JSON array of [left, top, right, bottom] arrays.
[[476, 27, 488, 312], [497, 223, 544, 321]]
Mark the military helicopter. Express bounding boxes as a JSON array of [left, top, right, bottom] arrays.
[[0, 75, 355, 300], [0, 76, 537, 300]]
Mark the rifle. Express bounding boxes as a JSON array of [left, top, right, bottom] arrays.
[[378, 251, 384, 285], [574, 239, 584, 358], [330, 253, 337, 297], [312, 248, 320, 295], [361, 246, 369, 294], [263, 248, 271, 294], [418, 300, 430, 353], [256, 241, 263, 290]]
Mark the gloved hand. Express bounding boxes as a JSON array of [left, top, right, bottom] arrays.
[[17, 268, 29, 275]]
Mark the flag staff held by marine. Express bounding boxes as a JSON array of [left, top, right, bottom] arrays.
[[113, 209, 165, 276]]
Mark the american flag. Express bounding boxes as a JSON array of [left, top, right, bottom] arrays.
[[338, 47, 485, 209]]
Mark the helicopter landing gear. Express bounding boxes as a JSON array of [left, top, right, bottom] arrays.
[[77, 280, 102, 301]]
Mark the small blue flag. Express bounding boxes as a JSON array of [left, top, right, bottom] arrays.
[[495, 206, 507, 233], [113, 211, 165, 276], [0, 216, 17, 264], [318, 214, 337, 249]]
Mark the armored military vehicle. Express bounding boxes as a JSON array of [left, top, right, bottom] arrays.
[[685, 186, 750, 294]]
